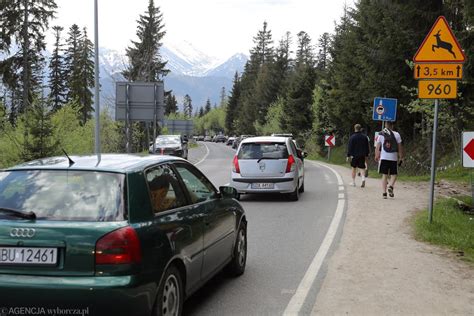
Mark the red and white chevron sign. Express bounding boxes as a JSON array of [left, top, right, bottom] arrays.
[[325, 135, 335, 147]]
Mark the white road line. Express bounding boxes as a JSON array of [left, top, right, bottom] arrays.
[[323, 174, 331, 182], [283, 161, 345, 315], [338, 193, 345, 199], [339, 185, 345, 191], [194, 142, 210, 166]]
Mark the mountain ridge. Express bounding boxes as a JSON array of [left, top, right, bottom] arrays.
[[98, 44, 248, 110]]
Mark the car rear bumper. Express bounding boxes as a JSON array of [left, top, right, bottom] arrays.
[[230, 174, 297, 194], [0, 274, 156, 316]]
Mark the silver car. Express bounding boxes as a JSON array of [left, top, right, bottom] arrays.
[[230, 136, 305, 201]]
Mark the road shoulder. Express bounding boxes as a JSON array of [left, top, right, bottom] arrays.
[[311, 162, 474, 315]]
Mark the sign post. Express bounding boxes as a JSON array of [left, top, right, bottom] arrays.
[[462, 132, 474, 208], [372, 97, 397, 122], [413, 16, 466, 223], [325, 135, 335, 160]]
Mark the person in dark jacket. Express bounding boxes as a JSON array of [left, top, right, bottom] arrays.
[[347, 124, 370, 187]]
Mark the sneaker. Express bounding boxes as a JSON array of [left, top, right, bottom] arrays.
[[388, 186, 394, 197], [383, 193, 387, 199], [350, 182, 356, 187], [361, 180, 365, 188]]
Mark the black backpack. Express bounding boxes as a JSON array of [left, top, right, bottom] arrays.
[[382, 128, 398, 153]]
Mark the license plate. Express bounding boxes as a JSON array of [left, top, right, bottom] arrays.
[[251, 183, 274, 189], [0, 247, 58, 265]]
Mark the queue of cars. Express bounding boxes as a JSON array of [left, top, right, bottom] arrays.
[[0, 131, 303, 314], [0, 154, 247, 315]]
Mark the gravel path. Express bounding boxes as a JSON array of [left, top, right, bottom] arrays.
[[312, 162, 474, 315]]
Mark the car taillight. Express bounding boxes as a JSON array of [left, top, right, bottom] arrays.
[[95, 227, 141, 265], [233, 155, 240, 173], [286, 154, 296, 173]]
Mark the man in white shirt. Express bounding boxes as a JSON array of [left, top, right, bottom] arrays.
[[375, 121, 404, 199]]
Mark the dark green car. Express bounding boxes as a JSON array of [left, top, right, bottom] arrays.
[[0, 154, 247, 316]]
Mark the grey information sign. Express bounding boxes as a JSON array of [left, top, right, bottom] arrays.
[[162, 120, 194, 136], [115, 82, 164, 121], [115, 82, 164, 153]]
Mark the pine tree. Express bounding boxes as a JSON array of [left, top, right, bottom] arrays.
[[280, 65, 316, 138], [220, 87, 226, 106], [225, 72, 241, 135], [316, 32, 330, 72], [250, 21, 274, 65], [296, 31, 315, 67], [20, 99, 57, 161], [0, 0, 57, 118], [77, 27, 95, 124], [183, 94, 193, 118], [235, 21, 276, 134], [64, 24, 82, 104], [198, 107, 205, 117], [48, 26, 67, 112], [123, 0, 168, 81], [204, 98, 211, 114], [164, 92, 178, 115]]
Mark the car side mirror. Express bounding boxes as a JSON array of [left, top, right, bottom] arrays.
[[219, 186, 238, 199], [303, 151, 308, 158]]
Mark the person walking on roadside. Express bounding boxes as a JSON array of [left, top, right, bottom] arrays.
[[346, 124, 370, 187], [375, 121, 404, 199]]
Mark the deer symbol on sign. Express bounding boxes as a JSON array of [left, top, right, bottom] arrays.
[[432, 30, 456, 58]]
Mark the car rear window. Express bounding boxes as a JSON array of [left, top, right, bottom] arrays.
[[238, 142, 289, 160], [0, 170, 126, 221]]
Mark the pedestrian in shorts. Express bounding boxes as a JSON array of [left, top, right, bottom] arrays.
[[346, 124, 370, 187], [375, 121, 404, 199]]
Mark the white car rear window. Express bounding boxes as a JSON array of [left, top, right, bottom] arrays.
[[238, 142, 289, 159]]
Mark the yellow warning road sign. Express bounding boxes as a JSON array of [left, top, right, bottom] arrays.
[[418, 80, 457, 99], [413, 16, 466, 63], [414, 63, 463, 79]]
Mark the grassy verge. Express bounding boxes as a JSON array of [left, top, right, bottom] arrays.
[[412, 196, 474, 265]]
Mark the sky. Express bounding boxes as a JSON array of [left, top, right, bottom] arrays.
[[48, 0, 354, 62]]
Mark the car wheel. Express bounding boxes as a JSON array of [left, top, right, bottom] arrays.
[[299, 178, 305, 193], [153, 265, 183, 316], [236, 193, 241, 201], [289, 181, 300, 201], [226, 222, 247, 277]]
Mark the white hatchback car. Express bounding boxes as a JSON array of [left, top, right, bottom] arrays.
[[230, 136, 305, 201]]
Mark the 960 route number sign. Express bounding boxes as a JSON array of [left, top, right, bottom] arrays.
[[418, 80, 457, 99]]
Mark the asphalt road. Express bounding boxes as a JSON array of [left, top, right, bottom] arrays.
[[184, 142, 345, 315]]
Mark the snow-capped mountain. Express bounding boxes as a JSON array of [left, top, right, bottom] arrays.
[[204, 53, 248, 77], [97, 43, 248, 109], [161, 40, 221, 77], [99, 47, 127, 76]]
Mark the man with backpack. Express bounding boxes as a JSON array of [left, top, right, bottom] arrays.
[[375, 121, 404, 199], [347, 124, 370, 187]]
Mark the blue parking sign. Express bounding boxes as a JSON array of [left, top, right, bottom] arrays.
[[373, 97, 397, 121]]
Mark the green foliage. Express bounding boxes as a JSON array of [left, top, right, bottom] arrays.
[[0, 0, 57, 118], [183, 94, 193, 118], [254, 97, 284, 135], [164, 92, 178, 115], [280, 65, 316, 138], [194, 106, 226, 136], [0, 101, 123, 168], [48, 26, 67, 111], [123, 0, 169, 81], [225, 72, 241, 135], [204, 98, 211, 114], [413, 197, 474, 264]]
